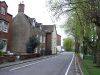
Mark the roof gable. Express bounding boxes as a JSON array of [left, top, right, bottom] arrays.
[[0, 1, 8, 7]]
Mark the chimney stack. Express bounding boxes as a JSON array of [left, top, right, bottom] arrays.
[[18, 2, 25, 13]]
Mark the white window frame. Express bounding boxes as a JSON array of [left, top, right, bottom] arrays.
[[0, 20, 2, 31], [40, 36, 42, 43], [1, 7, 6, 15], [32, 21, 35, 27], [37, 34, 38, 38], [3, 21, 8, 33], [43, 37, 45, 43], [40, 26, 42, 30], [0, 39, 7, 52]]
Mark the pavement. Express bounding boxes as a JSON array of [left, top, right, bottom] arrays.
[[67, 55, 83, 75], [0, 52, 83, 75], [0, 55, 55, 68]]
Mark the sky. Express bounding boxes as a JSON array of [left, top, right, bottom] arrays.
[[3, 0, 67, 45]]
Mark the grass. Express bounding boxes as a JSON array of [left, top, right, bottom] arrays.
[[80, 55, 100, 75]]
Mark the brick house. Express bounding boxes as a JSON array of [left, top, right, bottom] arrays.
[[11, 3, 45, 55], [42, 25, 57, 55], [57, 34, 61, 45], [0, 1, 12, 52], [57, 34, 61, 52]]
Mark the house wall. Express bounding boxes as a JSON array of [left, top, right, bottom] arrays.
[[51, 26, 57, 54], [45, 33, 52, 55], [0, 1, 8, 21], [7, 13, 12, 50], [39, 35, 45, 50], [0, 1, 8, 40], [57, 34, 61, 46], [57, 46, 61, 52], [0, 31, 8, 39], [57, 34, 61, 52], [33, 26, 46, 54], [0, 1, 12, 52], [42, 36, 45, 50], [11, 13, 31, 54]]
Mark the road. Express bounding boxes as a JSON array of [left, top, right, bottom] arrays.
[[0, 52, 80, 75]]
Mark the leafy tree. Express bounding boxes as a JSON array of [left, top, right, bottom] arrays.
[[63, 37, 74, 51], [48, 0, 99, 64], [27, 36, 40, 53]]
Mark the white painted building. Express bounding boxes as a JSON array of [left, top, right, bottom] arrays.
[[42, 25, 57, 55], [51, 25, 57, 54]]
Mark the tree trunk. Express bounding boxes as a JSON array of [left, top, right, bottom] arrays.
[[96, 26, 100, 66], [75, 37, 80, 53], [92, 48, 97, 64]]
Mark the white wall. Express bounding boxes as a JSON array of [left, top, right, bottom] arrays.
[[57, 46, 61, 52], [51, 26, 57, 54]]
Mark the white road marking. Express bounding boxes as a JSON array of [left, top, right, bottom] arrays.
[[1, 61, 24, 70], [65, 53, 74, 75], [9, 56, 56, 71], [76, 56, 83, 75]]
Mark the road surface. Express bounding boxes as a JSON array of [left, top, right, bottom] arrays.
[[0, 52, 80, 75]]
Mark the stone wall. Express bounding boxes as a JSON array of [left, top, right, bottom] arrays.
[[11, 13, 31, 54]]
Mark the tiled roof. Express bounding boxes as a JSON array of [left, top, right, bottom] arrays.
[[42, 25, 55, 33], [24, 14, 42, 28], [0, 1, 8, 7], [24, 14, 35, 25]]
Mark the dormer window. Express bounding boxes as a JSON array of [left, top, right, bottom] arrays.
[[1, 7, 6, 15], [32, 21, 35, 27]]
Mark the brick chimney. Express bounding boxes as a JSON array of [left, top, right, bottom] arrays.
[[18, 3, 25, 13]]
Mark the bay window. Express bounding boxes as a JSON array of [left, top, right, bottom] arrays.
[[0, 20, 8, 33], [3, 21, 8, 32], [0, 21, 2, 31]]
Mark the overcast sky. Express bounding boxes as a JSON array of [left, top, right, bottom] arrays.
[[3, 0, 67, 44], [4, 0, 54, 24]]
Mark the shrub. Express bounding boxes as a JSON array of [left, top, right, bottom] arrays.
[[0, 51, 5, 56], [27, 36, 40, 53]]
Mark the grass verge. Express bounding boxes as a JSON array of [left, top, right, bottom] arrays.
[[78, 55, 100, 75]]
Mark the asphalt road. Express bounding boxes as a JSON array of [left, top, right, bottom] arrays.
[[0, 52, 75, 75]]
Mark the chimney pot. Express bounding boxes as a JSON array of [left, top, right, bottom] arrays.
[[18, 3, 25, 13]]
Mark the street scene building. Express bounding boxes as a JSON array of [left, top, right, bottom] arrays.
[[42, 25, 57, 55], [57, 34, 61, 52], [11, 3, 59, 56], [11, 3, 34, 54], [1, 0, 100, 75], [0, 1, 12, 52], [33, 21, 46, 55]]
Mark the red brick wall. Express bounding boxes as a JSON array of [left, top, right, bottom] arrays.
[[0, 1, 12, 51], [0, 1, 8, 21], [0, 1, 8, 40], [7, 13, 12, 50], [0, 32, 8, 39], [46, 33, 52, 51], [57, 34, 61, 45]]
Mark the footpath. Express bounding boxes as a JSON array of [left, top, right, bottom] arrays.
[[0, 55, 56, 69], [67, 55, 83, 75]]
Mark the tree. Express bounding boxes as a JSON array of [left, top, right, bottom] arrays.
[[63, 37, 74, 51], [26, 36, 40, 53], [48, 0, 100, 65]]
